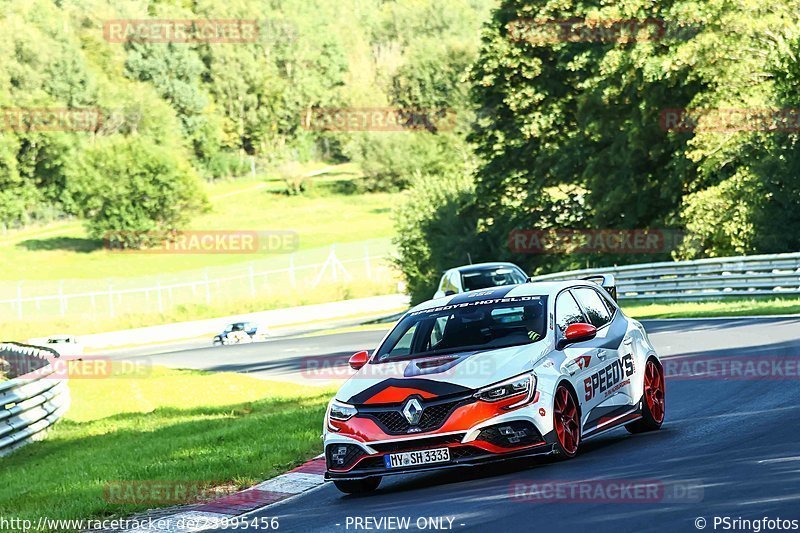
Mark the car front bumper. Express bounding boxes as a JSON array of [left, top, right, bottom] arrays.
[[324, 440, 555, 481]]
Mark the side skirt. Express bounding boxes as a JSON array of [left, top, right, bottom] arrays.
[[581, 406, 642, 441]]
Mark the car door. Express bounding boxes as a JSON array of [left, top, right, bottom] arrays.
[[554, 290, 609, 429], [571, 287, 636, 432]]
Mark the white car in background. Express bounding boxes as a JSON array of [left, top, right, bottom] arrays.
[[44, 335, 84, 357], [434, 262, 528, 299], [213, 322, 270, 346]]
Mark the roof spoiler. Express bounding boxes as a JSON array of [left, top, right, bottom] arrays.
[[582, 274, 617, 301]]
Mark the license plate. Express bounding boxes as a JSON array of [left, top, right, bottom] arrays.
[[384, 447, 450, 469]]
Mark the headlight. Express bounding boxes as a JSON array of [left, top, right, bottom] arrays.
[[328, 399, 357, 421], [474, 373, 536, 409]]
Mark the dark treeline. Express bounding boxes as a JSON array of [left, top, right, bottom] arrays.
[[396, 0, 800, 302]]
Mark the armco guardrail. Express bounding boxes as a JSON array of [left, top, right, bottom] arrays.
[[0, 343, 70, 457], [530, 252, 800, 301]]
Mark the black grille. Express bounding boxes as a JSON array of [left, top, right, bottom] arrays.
[[418, 402, 456, 428], [358, 456, 387, 469], [370, 434, 465, 453], [370, 411, 411, 433], [326, 443, 365, 470], [449, 445, 485, 460], [361, 398, 464, 435], [477, 421, 543, 448]]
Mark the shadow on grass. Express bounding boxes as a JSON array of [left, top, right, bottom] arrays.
[[319, 178, 363, 195], [0, 394, 330, 524], [16, 236, 104, 253]]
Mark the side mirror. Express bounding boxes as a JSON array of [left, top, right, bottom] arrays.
[[557, 323, 597, 350], [348, 350, 369, 370], [444, 290, 456, 296]]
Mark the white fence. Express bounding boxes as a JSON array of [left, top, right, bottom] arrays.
[[0, 239, 395, 320], [0, 343, 70, 456], [530, 252, 800, 301]]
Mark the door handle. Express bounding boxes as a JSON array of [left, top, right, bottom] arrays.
[[597, 349, 607, 361]]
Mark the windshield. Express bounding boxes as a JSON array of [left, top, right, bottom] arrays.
[[461, 267, 527, 291], [375, 295, 547, 363]]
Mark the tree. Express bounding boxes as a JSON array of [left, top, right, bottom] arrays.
[[66, 137, 207, 246]]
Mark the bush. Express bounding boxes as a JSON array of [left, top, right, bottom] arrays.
[[345, 132, 468, 191], [67, 137, 208, 247], [203, 151, 251, 180], [276, 161, 314, 195], [392, 172, 483, 304]]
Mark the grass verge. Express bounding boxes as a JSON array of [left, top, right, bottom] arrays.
[[622, 296, 800, 319], [0, 164, 400, 281], [0, 364, 333, 529]]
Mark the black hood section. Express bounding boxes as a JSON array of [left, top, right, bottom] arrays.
[[347, 378, 473, 405]]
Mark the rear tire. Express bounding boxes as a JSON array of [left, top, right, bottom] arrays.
[[333, 477, 381, 494], [626, 358, 666, 434]]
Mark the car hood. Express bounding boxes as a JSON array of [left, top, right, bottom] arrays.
[[336, 342, 549, 405]]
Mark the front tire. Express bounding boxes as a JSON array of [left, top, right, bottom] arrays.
[[333, 477, 381, 494], [552, 383, 581, 458], [626, 358, 666, 434]]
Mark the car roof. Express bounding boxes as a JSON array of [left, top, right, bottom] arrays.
[[448, 262, 523, 274], [413, 279, 599, 312]]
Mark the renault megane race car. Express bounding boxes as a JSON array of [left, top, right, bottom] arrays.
[[323, 278, 666, 494]]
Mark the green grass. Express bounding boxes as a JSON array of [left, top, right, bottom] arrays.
[[0, 365, 333, 529], [0, 163, 402, 281], [622, 296, 800, 319], [0, 162, 404, 341]]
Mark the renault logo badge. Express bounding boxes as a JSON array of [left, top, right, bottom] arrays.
[[402, 398, 423, 425]]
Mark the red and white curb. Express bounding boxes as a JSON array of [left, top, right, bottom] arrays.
[[122, 456, 326, 532]]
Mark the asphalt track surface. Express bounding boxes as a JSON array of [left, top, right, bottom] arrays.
[[133, 317, 800, 533]]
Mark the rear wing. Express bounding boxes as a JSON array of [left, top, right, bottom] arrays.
[[582, 274, 617, 301]]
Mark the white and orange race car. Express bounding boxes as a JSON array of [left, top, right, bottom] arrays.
[[323, 278, 666, 494]]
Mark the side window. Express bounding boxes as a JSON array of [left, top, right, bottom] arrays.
[[438, 272, 450, 293], [390, 323, 419, 356], [448, 271, 461, 293], [429, 316, 449, 347], [512, 269, 528, 284], [556, 291, 585, 332], [573, 288, 612, 328], [598, 290, 617, 315]]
